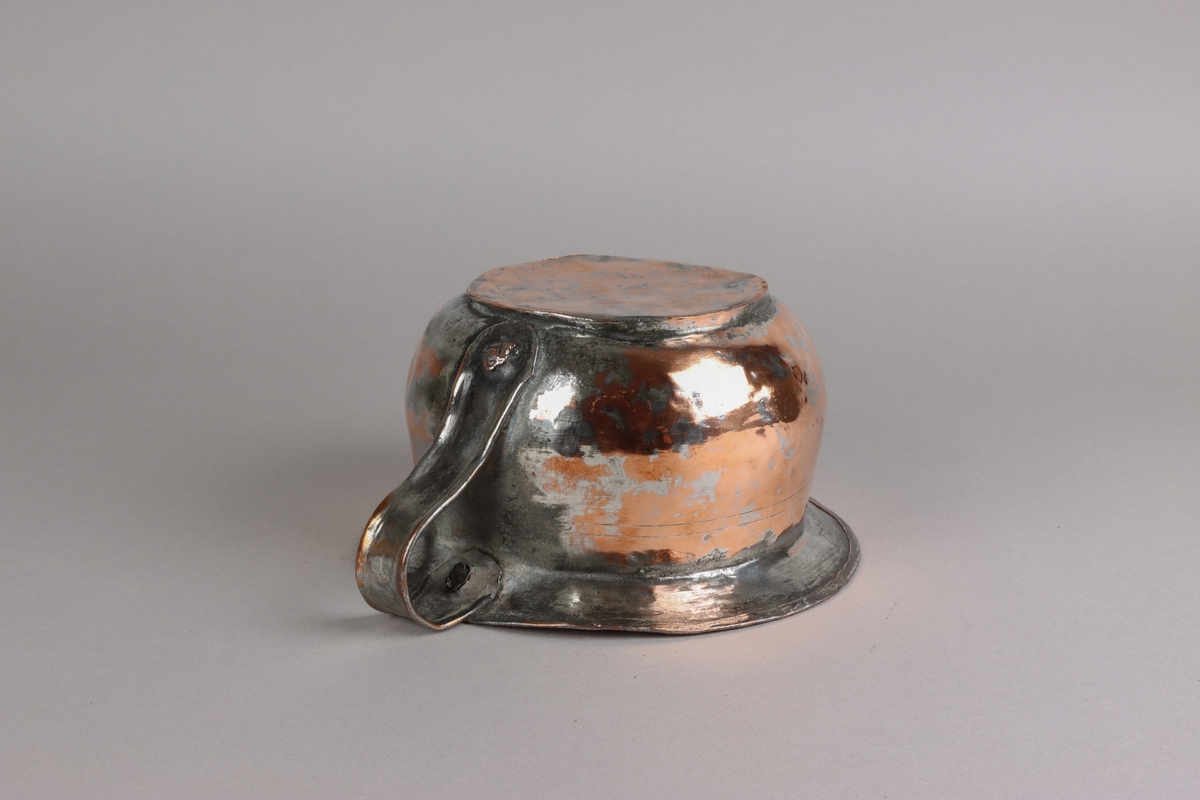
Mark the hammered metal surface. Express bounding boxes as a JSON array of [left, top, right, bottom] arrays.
[[468, 255, 768, 332], [359, 255, 858, 633]]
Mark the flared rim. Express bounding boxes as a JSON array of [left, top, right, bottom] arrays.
[[467, 498, 859, 635]]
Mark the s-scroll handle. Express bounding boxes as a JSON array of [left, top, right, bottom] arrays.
[[355, 321, 538, 630]]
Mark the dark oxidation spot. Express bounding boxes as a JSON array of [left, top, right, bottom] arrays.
[[580, 348, 691, 455], [576, 344, 807, 455], [737, 344, 807, 424]]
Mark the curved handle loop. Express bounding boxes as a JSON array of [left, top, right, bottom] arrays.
[[355, 321, 538, 630]]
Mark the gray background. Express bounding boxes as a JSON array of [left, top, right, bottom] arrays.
[[3, 2, 1198, 797]]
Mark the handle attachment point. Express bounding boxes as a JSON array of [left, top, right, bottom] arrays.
[[356, 321, 538, 630]]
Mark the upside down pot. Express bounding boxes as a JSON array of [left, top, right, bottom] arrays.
[[356, 255, 859, 633]]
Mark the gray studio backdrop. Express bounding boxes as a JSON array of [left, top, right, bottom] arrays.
[[3, 2, 1198, 798]]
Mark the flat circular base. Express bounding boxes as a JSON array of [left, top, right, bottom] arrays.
[[468, 498, 859, 634], [468, 255, 768, 322]]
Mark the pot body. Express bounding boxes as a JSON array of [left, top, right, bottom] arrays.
[[404, 287, 826, 576], [358, 256, 857, 633]]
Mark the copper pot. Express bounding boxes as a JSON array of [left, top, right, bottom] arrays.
[[356, 255, 858, 633]]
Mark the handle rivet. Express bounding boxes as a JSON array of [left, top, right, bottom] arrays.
[[483, 341, 518, 370], [446, 561, 471, 592]]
